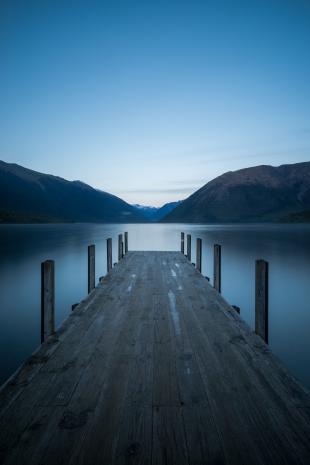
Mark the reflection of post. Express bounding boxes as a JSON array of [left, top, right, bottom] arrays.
[[107, 238, 112, 272], [118, 234, 123, 261], [196, 238, 202, 272], [187, 234, 191, 261], [41, 260, 55, 343], [255, 260, 269, 343], [181, 232, 185, 254], [213, 244, 221, 293], [124, 232, 128, 254], [88, 245, 95, 293]]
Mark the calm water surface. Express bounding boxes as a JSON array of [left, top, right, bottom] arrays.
[[0, 223, 309, 388]]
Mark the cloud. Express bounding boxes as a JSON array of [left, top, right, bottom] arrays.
[[119, 187, 196, 195]]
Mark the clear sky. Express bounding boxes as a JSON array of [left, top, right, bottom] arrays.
[[0, 0, 310, 206]]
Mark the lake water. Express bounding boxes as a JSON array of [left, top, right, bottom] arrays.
[[0, 223, 309, 389]]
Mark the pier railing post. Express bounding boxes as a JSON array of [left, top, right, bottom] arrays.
[[118, 234, 123, 261], [107, 238, 112, 272], [187, 234, 191, 261], [196, 238, 202, 272], [41, 260, 55, 343], [88, 244, 95, 293], [124, 232, 128, 254], [255, 259, 269, 343], [214, 244, 221, 293], [181, 232, 185, 254]]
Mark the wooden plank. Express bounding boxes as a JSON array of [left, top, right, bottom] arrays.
[[255, 259, 269, 343], [152, 406, 189, 465], [88, 244, 95, 293], [213, 244, 221, 293], [107, 238, 112, 272], [41, 260, 55, 343], [1, 251, 310, 465]]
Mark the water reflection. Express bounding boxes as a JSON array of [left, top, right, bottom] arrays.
[[0, 223, 309, 388]]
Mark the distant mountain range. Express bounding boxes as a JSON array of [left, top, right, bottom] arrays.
[[132, 201, 182, 221], [0, 160, 145, 223], [162, 162, 310, 223], [1, 160, 310, 224]]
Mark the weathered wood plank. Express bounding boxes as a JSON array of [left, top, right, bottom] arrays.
[[1, 251, 310, 465]]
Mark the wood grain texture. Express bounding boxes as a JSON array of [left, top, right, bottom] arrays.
[[1, 252, 310, 465]]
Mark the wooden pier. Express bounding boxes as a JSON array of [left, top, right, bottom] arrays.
[[1, 249, 310, 464]]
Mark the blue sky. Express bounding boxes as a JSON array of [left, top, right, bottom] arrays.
[[0, 0, 310, 206]]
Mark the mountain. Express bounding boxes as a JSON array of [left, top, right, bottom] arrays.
[[132, 201, 182, 221], [0, 160, 146, 223], [132, 204, 159, 220], [151, 201, 183, 221], [162, 162, 310, 223]]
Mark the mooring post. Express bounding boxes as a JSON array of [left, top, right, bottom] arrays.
[[181, 232, 185, 254], [187, 234, 191, 261], [255, 259, 269, 343], [118, 234, 123, 261], [107, 238, 112, 272], [196, 238, 202, 272], [41, 260, 55, 343], [88, 244, 95, 293], [214, 244, 221, 293], [124, 232, 128, 254]]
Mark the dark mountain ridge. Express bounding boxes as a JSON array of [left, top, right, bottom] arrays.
[[0, 160, 145, 223], [132, 201, 182, 221], [162, 162, 310, 223]]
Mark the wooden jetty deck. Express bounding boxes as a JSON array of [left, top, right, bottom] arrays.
[[1, 251, 310, 464]]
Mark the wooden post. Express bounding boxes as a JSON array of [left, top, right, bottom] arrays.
[[124, 232, 128, 254], [187, 234, 191, 261], [213, 244, 221, 293], [41, 260, 55, 343], [107, 238, 112, 272], [88, 244, 95, 293], [255, 260, 269, 343], [181, 232, 185, 254], [196, 238, 202, 272], [118, 234, 123, 261], [122, 241, 124, 258]]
